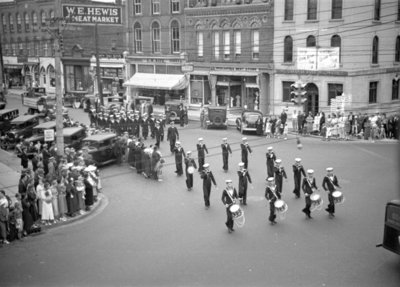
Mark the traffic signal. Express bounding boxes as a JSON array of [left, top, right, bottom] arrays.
[[290, 80, 307, 105], [58, 33, 64, 53]]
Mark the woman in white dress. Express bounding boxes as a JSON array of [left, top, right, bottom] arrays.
[[313, 112, 321, 134], [330, 114, 339, 139], [41, 182, 55, 225]]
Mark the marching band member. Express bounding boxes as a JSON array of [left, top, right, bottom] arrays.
[[173, 142, 185, 176], [221, 138, 232, 172], [265, 177, 279, 225], [274, 159, 287, 197], [266, 146, 276, 179], [221, 179, 238, 233], [184, 151, 197, 191], [167, 121, 179, 153], [292, 158, 306, 198], [196, 138, 208, 172], [237, 162, 252, 205], [301, 169, 318, 219], [322, 167, 341, 217], [240, 137, 252, 169], [200, 163, 217, 210]]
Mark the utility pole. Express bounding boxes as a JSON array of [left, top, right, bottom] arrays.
[[0, 37, 7, 96], [95, 23, 103, 106]]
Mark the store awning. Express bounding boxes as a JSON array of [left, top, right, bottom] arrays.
[[216, 81, 242, 86], [245, 82, 259, 89], [123, 73, 188, 90]]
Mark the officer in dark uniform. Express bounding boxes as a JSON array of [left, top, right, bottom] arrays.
[[266, 146, 276, 179], [184, 151, 197, 191], [200, 163, 217, 209], [292, 158, 306, 198], [221, 179, 238, 233], [322, 167, 341, 217], [167, 121, 179, 153], [221, 137, 232, 172], [240, 137, 252, 169], [237, 162, 252, 205], [141, 114, 149, 140], [159, 115, 166, 142], [265, 177, 279, 225], [196, 138, 208, 172], [302, 169, 318, 219], [133, 114, 140, 138], [173, 141, 185, 176], [154, 121, 162, 148], [274, 159, 287, 197]]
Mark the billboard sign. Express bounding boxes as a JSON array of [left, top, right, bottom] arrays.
[[62, 4, 122, 25], [297, 47, 340, 71]]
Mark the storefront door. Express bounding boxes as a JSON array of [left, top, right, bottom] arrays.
[[305, 83, 319, 116]]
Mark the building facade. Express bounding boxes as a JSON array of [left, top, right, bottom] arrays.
[[273, 0, 400, 116]]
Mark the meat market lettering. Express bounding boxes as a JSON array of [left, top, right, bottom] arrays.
[[62, 5, 122, 25]]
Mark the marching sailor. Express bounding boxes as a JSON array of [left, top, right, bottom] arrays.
[[221, 138, 232, 172], [184, 151, 197, 191], [221, 179, 238, 233], [266, 146, 276, 179], [240, 137, 252, 169], [173, 141, 185, 176], [302, 169, 318, 219], [237, 162, 252, 205], [200, 163, 217, 209], [292, 158, 306, 198], [322, 167, 341, 217], [197, 138, 208, 172], [265, 177, 279, 225], [274, 159, 287, 197]]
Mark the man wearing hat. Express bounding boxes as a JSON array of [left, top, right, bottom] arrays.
[[196, 138, 208, 172], [154, 121, 162, 148], [173, 142, 185, 176], [266, 146, 276, 179], [322, 167, 341, 217], [301, 169, 318, 219], [221, 138, 232, 172], [292, 158, 306, 198], [132, 114, 141, 138], [200, 163, 217, 209], [274, 159, 287, 197], [167, 121, 179, 153], [238, 162, 252, 205], [184, 151, 197, 191], [221, 179, 238, 233], [240, 137, 252, 169], [265, 177, 279, 224], [141, 114, 149, 140]]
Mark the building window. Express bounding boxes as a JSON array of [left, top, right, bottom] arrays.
[[11, 43, 16, 56], [252, 30, 260, 60], [24, 13, 30, 31], [171, 0, 180, 13], [284, 36, 293, 62], [369, 81, 378, 103], [134, 22, 142, 53], [395, 36, 400, 62], [283, 81, 294, 102], [171, 20, 180, 53], [50, 10, 55, 19], [331, 34, 341, 62], [374, 0, 381, 21], [306, 35, 316, 47], [372, 36, 379, 64], [9, 14, 14, 32], [4, 43, 9, 55], [18, 41, 24, 55], [307, 0, 317, 20], [32, 12, 38, 30], [41, 11, 46, 26], [50, 39, 55, 56], [26, 38, 30, 56], [197, 31, 204, 58], [16, 13, 21, 32], [331, 0, 342, 19], [2, 14, 7, 32], [284, 0, 294, 21], [223, 31, 230, 60], [234, 31, 241, 58], [43, 41, 48, 56], [213, 31, 220, 60], [134, 0, 142, 15], [392, 76, 399, 100], [328, 83, 343, 106], [152, 0, 160, 15], [34, 39, 39, 56], [398, 0, 400, 20], [151, 22, 161, 53]]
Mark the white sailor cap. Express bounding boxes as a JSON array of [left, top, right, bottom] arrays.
[[275, 159, 282, 164], [225, 179, 233, 184], [222, 137, 227, 141], [238, 162, 245, 167], [176, 141, 181, 145], [295, 158, 302, 162], [267, 177, 274, 182], [326, 167, 334, 172], [186, 151, 192, 155], [307, 169, 314, 174], [242, 137, 247, 141], [198, 137, 203, 141], [267, 146, 273, 150], [203, 163, 210, 168]]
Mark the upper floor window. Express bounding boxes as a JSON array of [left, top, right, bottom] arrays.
[[134, 0, 142, 15], [284, 36, 293, 62], [151, 21, 161, 53], [32, 12, 38, 30], [2, 14, 7, 32], [307, 0, 317, 20], [251, 30, 260, 60], [152, 0, 160, 15], [372, 36, 379, 64], [26, 38, 31, 56], [197, 31, 204, 58], [170, 20, 180, 53], [11, 43, 16, 56], [18, 41, 24, 55], [369, 81, 378, 103], [234, 31, 241, 58], [49, 10, 55, 19], [134, 22, 142, 53], [43, 41, 49, 57], [9, 14, 14, 32], [24, 13, 30, 31], [16, 13, 22, 32], [331, 0, 342, 19], [395, 36, 400, 62], [374, 0, 381, 21], [171, 0, 180, 13], [392, 75, 399, 100], [284, 0, 294, 21], [213, 31, 220, 60], [223, 31, 230, 60], [41, 11, 46, 26], [398, 0, 400, 21], [306, 35, 316, 47], [331, 34, 341, 63]]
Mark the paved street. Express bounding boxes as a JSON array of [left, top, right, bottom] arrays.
[[0, 91, 399, 286]]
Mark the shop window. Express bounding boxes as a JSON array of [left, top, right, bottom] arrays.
[[284, 0, 294, 21], [328, 83, 343, 106], [369, 81, 378, 103]]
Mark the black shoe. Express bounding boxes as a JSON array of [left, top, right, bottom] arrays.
[[228, 229, 232, 233], [307, 214, 312, 219], [230, 228, 235, 232], [325, 208, 329, 213], [243, 203, 247, 206]]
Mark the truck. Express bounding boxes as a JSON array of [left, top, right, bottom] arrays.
[[21, 87, 55, 115]]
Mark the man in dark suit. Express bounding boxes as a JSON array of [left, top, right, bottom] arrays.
[[292, 158, 306, 198], [240, 137, 252, 169], [200, 163, 217, 209], [167, 121, 179, 153], [173, 141, 185, 176], [221, 179, 238, 233], [221, 138, 232, 172], [266, 146, 276, 179], [297, 112, 305, 135], [322, 167, 341, 217], [196, 138, 208, 172], [237, 162, 252, 205], [302, 169, 318, 219], [184, 151, 197, 191]]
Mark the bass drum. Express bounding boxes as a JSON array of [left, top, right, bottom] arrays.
[[229, 204, 245, 228], [187, 166, 195, 174], [332, 191, 345, 204], [310, 193, 323, 212]]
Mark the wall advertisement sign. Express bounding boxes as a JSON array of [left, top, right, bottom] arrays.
[[62, 5, 122, 25]]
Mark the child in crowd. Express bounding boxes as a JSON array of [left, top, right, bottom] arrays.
[[264, 117, 272, 138], [9, 202, 24, 240]]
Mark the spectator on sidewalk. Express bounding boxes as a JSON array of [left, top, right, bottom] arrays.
[[291, 110, 298, 132], [0, 191, 10, 244]]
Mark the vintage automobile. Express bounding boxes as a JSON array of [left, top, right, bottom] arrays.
[[24, 121, 57, 145], [0, 91, 7, 110], [21, 87, 56, 115], [206, 106, 227, 129], [376, 199, 400, 255], [236, 110, 264, 134], [0, 114, 39, 150], [164, 100, 187, 124], [0, 108, 19, 136], [63, 126, 87, 150], [81, 133, 118, 166]]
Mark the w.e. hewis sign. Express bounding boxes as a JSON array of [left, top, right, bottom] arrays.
[[62, 4, 122, 25]]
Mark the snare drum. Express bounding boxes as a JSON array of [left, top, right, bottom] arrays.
[[187, 166, 195, 174], [274, 200, 288, 214], [229, 204, 242, 219], [332, 191, 344, 204], [310, 194, 323, 211]]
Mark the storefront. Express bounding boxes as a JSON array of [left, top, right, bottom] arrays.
[[2, 56, 24, 88], [90, 57, 125, 96]]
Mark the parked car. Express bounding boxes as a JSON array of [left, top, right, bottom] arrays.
[[0, 91, 7, 109], [63, 126, 87, 150], [0, 108, 19, 136], [0, 114, 39, 150], [206, 106, 227, 129], [21, 87, 55, 115], [165, 100, 187, 124], [236, 110, 264, 134], [81, 133, 118, 166], [24, 121, 57, 145]]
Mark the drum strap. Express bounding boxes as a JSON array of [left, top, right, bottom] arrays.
[[270, 186, 279, 200], [226, 188, 235, 205]]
